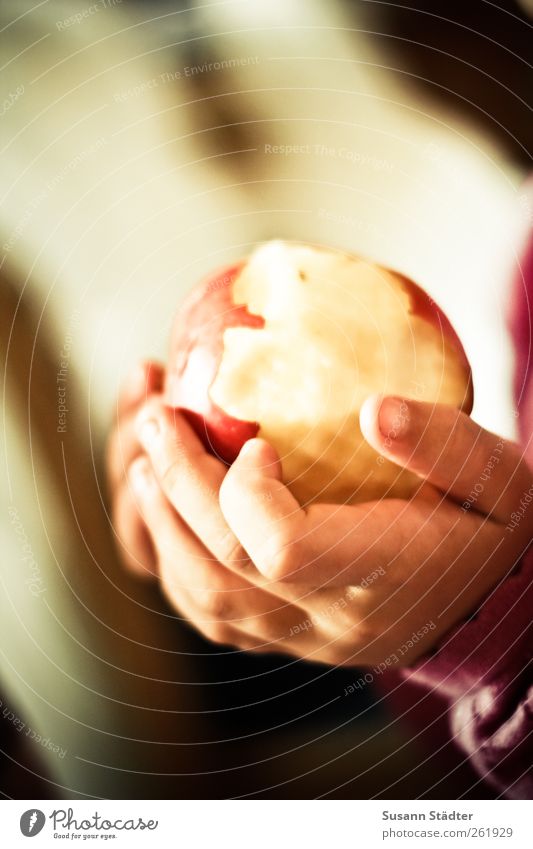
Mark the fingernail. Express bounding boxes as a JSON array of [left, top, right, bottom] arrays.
[[137, 417, 160, 448], [377, 397, 410, 440], [240, 440, 257, 459], [239, 439, 268, 466]]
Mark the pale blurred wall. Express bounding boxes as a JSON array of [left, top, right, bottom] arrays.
[[0, 0, 528, 795]]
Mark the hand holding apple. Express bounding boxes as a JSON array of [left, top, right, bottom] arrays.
[[124, 392, 531, 666], [106, 242, 529, 665]]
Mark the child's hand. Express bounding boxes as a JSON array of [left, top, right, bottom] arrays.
[[106, 361, 165, 578], [126, 391, 532, 667]]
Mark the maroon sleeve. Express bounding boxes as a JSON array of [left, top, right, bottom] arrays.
[[403, 209, 533, 799]]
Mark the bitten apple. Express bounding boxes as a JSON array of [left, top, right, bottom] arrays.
[[165, 241, 472, 505]]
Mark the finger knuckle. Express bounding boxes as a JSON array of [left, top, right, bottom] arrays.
[[196, 588, 233, 621], [159, 431, 192, 484], [217, 528, 250, 570], [263, 533, 302, 581], [244, 614, 282, 645]]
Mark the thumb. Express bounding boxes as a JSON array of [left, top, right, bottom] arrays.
[[360, 395, 531, 522]]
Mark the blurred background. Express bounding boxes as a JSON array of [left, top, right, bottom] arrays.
[[0, 0, 531, 798]]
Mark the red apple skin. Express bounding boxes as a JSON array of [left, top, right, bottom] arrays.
[[396, 271, 473, 405], [165, 262, 263, 463], [165, 246, 473, 495]]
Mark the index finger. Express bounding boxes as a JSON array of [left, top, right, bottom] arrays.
[[136, 399, 257, 576]]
